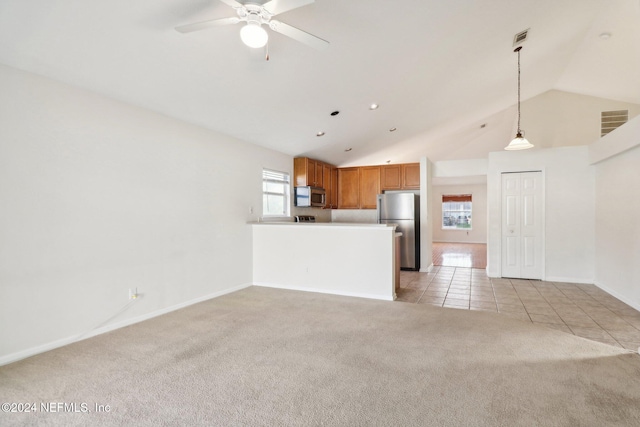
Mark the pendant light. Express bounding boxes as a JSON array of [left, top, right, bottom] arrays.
[[505, 46, 534, 150]]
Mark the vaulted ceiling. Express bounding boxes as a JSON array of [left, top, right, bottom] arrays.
[[1, 0, 638, 166]]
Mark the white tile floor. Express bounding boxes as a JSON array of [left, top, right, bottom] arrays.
[[398, 266, 640, 352]]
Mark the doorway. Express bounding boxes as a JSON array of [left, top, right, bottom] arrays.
[[501, 171, 543, 279], [432, 242, 487, 269]]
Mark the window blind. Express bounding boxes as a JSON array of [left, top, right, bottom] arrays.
[[442, 194, 472, 203], [263, 169, 290, 184]]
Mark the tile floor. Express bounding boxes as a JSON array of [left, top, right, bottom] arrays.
[[432, 242, 487, 269], [397, 266, 640, 352]]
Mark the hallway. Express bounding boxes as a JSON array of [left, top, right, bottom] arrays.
[[432, 242, 486, 269]]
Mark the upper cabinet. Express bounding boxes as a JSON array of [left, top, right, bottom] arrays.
[[338, 166, 381, 209], [359, 166, 381, 209], [296, 158, 420, 210], [401, 163, 420, 189], [294, 157, 338, 209], [323, 163, 339, 209], [337, 167, 360, 209], [381, 165, 402, 190], [381, 163, 420, 191], [294, 157, 324, 188]]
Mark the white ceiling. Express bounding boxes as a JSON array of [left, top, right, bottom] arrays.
[[1, 0, 638, 167]]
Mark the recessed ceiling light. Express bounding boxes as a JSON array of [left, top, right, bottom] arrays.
[[330, 110, 340, 116], [599, 32, 612, 40], [344, 148, 352, 152], [369, 103, 379, 110], [389, 127, 397, 132], [316, 131, 325, 137]]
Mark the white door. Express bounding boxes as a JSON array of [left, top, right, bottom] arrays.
[[501, 172, 543, 279]]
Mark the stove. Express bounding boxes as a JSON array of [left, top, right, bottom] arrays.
[[294, 215, 316, 223]]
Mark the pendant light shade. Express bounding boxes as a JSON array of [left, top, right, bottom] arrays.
[[505, 46, 534, 151], [506, 132, 534, 150]]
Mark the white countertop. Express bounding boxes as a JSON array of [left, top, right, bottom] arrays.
[[250, 221, 395, 227], [249, 221, 401, 236]]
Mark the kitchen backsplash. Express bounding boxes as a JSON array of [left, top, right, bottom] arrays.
[[291, 206, 332, 222], [331, 209, 377, 224]]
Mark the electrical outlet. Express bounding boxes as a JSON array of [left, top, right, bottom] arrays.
[[128, 288, 138, 300]]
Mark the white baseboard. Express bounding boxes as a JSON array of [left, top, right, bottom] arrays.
[[253, 282, 394, 302], [419, 263, 434, 273], [0, 283, 252, 367], [594, 281, 640, 313], [432, 240, 487, 244], [544, 276, 594, 285]]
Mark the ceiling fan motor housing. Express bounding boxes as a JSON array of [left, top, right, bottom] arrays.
[[239, 3, 273, 25]]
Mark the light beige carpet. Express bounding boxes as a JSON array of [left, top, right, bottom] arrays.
[[2, 286, 640, 426]]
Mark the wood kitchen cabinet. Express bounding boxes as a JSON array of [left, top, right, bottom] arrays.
[[294, 157, 324, 188], [402, 163, 420, 189], [337, 167, 360, 209], [300, 159, 420, 210], [381, 164, 402, 190], [337, 166, 380, 209], [359, 166, 381, 209], [323, 163, 339, 209], [381, 163, 420, 191]]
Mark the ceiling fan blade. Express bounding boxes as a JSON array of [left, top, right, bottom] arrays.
[[263, 0, 314, 16], [269, 19, 329, 50], [175, 17, 240, 33], [217, 0, 244, 8]]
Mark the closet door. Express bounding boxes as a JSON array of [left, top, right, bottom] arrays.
[[501, 172, 543, 279]]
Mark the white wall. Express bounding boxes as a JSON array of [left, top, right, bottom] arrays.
[[521, 90, 640, 149], [0, 65, 292, 363], [591, 116, 640, 311], [432, 184, 487, 244], [253, 224, 396, 301], [419, 157, 434, 272], [331, 209, 377, 223], [487, 146, 595, 283]]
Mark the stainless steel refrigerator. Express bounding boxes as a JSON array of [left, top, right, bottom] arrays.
[[377, 193, 420, 271]]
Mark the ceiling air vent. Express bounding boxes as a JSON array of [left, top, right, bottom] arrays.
[[513, 29, 530, 46], [601, 110, 628, 137]]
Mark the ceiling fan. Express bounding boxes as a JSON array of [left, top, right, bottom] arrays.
[[175, 0, 329, 51]]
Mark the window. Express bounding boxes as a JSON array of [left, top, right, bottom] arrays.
[[442, 194, 472, 230], [262, 169, 290, 217]]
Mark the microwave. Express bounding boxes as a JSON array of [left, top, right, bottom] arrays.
[[295, 186, 326, 208]]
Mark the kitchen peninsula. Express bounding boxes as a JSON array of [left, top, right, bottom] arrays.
[[252, 222, 399, 301]]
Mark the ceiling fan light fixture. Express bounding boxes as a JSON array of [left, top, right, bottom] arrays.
[[240, 22, 268, 48]]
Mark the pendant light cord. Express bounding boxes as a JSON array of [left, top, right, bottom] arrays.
[[515, 46, 522, 135]]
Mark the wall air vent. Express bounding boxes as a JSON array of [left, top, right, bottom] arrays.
[[513, 29, 530, 46], [601, 110, 628, 137]]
